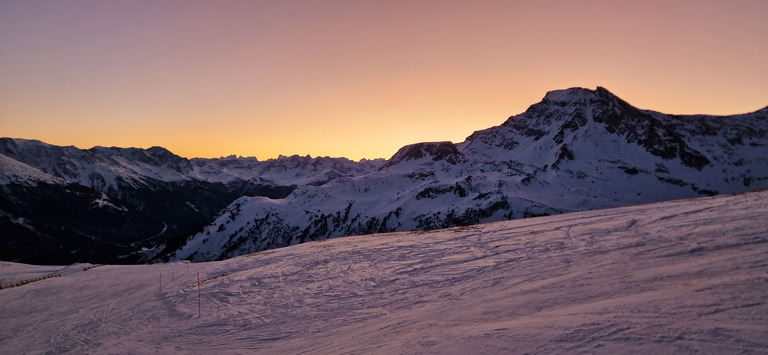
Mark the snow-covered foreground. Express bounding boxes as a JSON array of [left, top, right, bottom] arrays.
[[2, 191, 768, 354]]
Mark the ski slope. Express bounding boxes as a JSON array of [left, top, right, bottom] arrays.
[[1, 190, 767, 354]]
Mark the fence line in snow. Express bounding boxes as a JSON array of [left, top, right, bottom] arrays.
[[0, 273, 61, 290]]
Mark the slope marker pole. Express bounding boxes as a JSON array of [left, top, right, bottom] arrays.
[[197, 273, 201, 318]]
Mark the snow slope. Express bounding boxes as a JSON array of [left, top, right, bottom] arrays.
[[0, 153, 65, 185], [2, 190, 767, 354]]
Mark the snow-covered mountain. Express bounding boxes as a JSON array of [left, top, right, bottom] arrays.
[[0, 138, 382, 264], [2, 86, 766, 264], [164, 87, 768, 262], [2, 190, 767, 353], [0, 138, 383, 190]]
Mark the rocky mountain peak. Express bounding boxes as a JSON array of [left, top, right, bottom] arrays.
[[478, 87, 713, 170], [382, 141, 464, 169], [541, 87, 597, 102], [538, 86, 621, 105]]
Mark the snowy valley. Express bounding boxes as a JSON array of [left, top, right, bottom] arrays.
[[1, 190, 767, 353]]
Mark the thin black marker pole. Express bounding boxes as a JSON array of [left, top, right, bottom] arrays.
[[197, 273, 201, 318]]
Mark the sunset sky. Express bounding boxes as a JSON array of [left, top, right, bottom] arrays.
[[1, 0, 766, 161]]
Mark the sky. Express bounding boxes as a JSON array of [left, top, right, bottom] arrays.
[[1, 0, 766, 161]]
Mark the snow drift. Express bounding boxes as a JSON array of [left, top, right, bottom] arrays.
[[1, 190, 767, 353]]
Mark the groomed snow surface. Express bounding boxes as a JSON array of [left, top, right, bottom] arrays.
[[2, 191, 768, 354]]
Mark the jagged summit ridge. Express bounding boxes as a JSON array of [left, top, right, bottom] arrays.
[[540, 86, 611, 103]]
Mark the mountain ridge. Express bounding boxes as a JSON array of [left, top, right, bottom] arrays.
[[0, 138, 383, 264], [158, 87, 768, 262], [2, 87, 766, 264]]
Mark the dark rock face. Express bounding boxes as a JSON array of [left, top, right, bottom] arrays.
[[587, 88, 711, 170]]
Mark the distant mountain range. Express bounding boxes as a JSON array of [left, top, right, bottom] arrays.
[[0, 140, 382, 264], [2, 87, 766, 264]]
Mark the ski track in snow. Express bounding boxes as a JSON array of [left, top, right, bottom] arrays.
[[1, 191, 768, 354]]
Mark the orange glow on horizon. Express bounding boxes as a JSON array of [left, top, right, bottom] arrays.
[[1, 0, 766, 161]]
